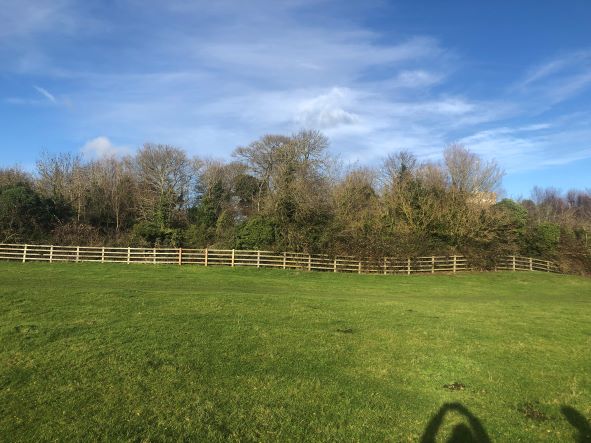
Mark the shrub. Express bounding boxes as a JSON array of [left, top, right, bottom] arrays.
[[131, 221, 183, 247], [235, 216, 276, 250], [526, 222, 561, 257]]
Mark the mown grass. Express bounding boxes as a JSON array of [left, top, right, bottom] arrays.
[[1, 262, 590, 442]]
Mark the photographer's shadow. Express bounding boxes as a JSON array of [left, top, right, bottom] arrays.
[[420, 402, 491, 443], [561, 406, 591, 443], [419, 402, 590, 442]]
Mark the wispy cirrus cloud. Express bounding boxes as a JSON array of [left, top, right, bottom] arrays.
[[459, 116, 591, 173], [5, 85, 69, 107], [33, 85, 57, 103], [515, 49, 591, 104], [0, 0, 75, 39], [1, 0, 591, 181], [520, 50, 591, 86]]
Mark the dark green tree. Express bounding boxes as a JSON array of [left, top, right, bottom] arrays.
[[0, 183, 69, 243]]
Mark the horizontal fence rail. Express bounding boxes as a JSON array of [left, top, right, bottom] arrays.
[[0, 244, 561, 275], [495, 255, 561, 273]]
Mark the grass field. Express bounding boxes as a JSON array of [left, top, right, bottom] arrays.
[[1, 263, 590, 442]]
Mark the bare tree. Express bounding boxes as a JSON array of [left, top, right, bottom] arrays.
[[86, 157, 136, 234], [36, 152, 88, 221], [134, 144, 192, 228], [416, 161, 447, 190], [380, 150, 418, 190], [233, 134, 290, 212], [234, 130, 330, 213], [332, 167, 383, 257], [0, 167, 32, 188], [443, 144, 504, 194]]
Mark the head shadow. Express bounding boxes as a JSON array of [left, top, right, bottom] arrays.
[[420, 402, 491, 443], [561, 406, 591, 443]]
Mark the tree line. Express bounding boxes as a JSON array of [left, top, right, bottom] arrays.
[[1, 130, 590, 273]]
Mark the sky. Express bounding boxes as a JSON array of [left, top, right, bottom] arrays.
[[1, 0, 590, 198]]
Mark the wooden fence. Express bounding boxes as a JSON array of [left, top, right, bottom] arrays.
[[495, 255, 561, 273], [0, 243, 561, 275]]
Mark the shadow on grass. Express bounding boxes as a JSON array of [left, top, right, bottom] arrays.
[[561, 406, 591, 443], [420, 402, 491, 443], [420, 403, 591, 443]]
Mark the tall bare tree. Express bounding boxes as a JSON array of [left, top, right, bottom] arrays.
[[234, 134, 290, 212], [134, 144, 192, 228], [443, 144, 504, 194]]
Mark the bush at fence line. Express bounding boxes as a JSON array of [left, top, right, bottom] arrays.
[[131, 221, 183, 248], [184, 223, 210, 249], [235, 216, 276, 250], [0, 182, 67, 243], [51, 222, 103, 246], [526, 222, 561, 257]]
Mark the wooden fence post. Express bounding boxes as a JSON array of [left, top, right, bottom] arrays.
[[0, 243, 566, 277]]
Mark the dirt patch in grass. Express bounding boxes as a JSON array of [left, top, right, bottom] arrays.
[[518, 402, 549, 421], [443, 382, 466, 391]]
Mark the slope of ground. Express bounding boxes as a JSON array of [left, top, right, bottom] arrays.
[[1, 263, 590, 441]]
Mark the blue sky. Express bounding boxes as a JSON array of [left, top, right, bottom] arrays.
[[1, 0, 590, 197]]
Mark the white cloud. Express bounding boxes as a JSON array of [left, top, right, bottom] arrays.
[[0, 0, 73, 39], [514, 50, 591, 105], [33, 85, 57, 103], [545, 71, 591, 103], [389, 70, 443, 88], [459, 119, 591, 173], [81, 137, 130, 159], [3, 0, 590, 178], [4, 97, 45, 106], [295, 87, 360, 129], [520, 50, 591, 87]]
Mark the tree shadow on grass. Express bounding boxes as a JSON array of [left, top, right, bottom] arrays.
[[419, 402, 491, 443], [561, 406, 591, 443]]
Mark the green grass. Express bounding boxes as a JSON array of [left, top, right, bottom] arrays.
[[1, 263, 590, 442]]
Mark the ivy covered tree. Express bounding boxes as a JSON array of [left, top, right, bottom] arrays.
[[0, 182, 69, 243]]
